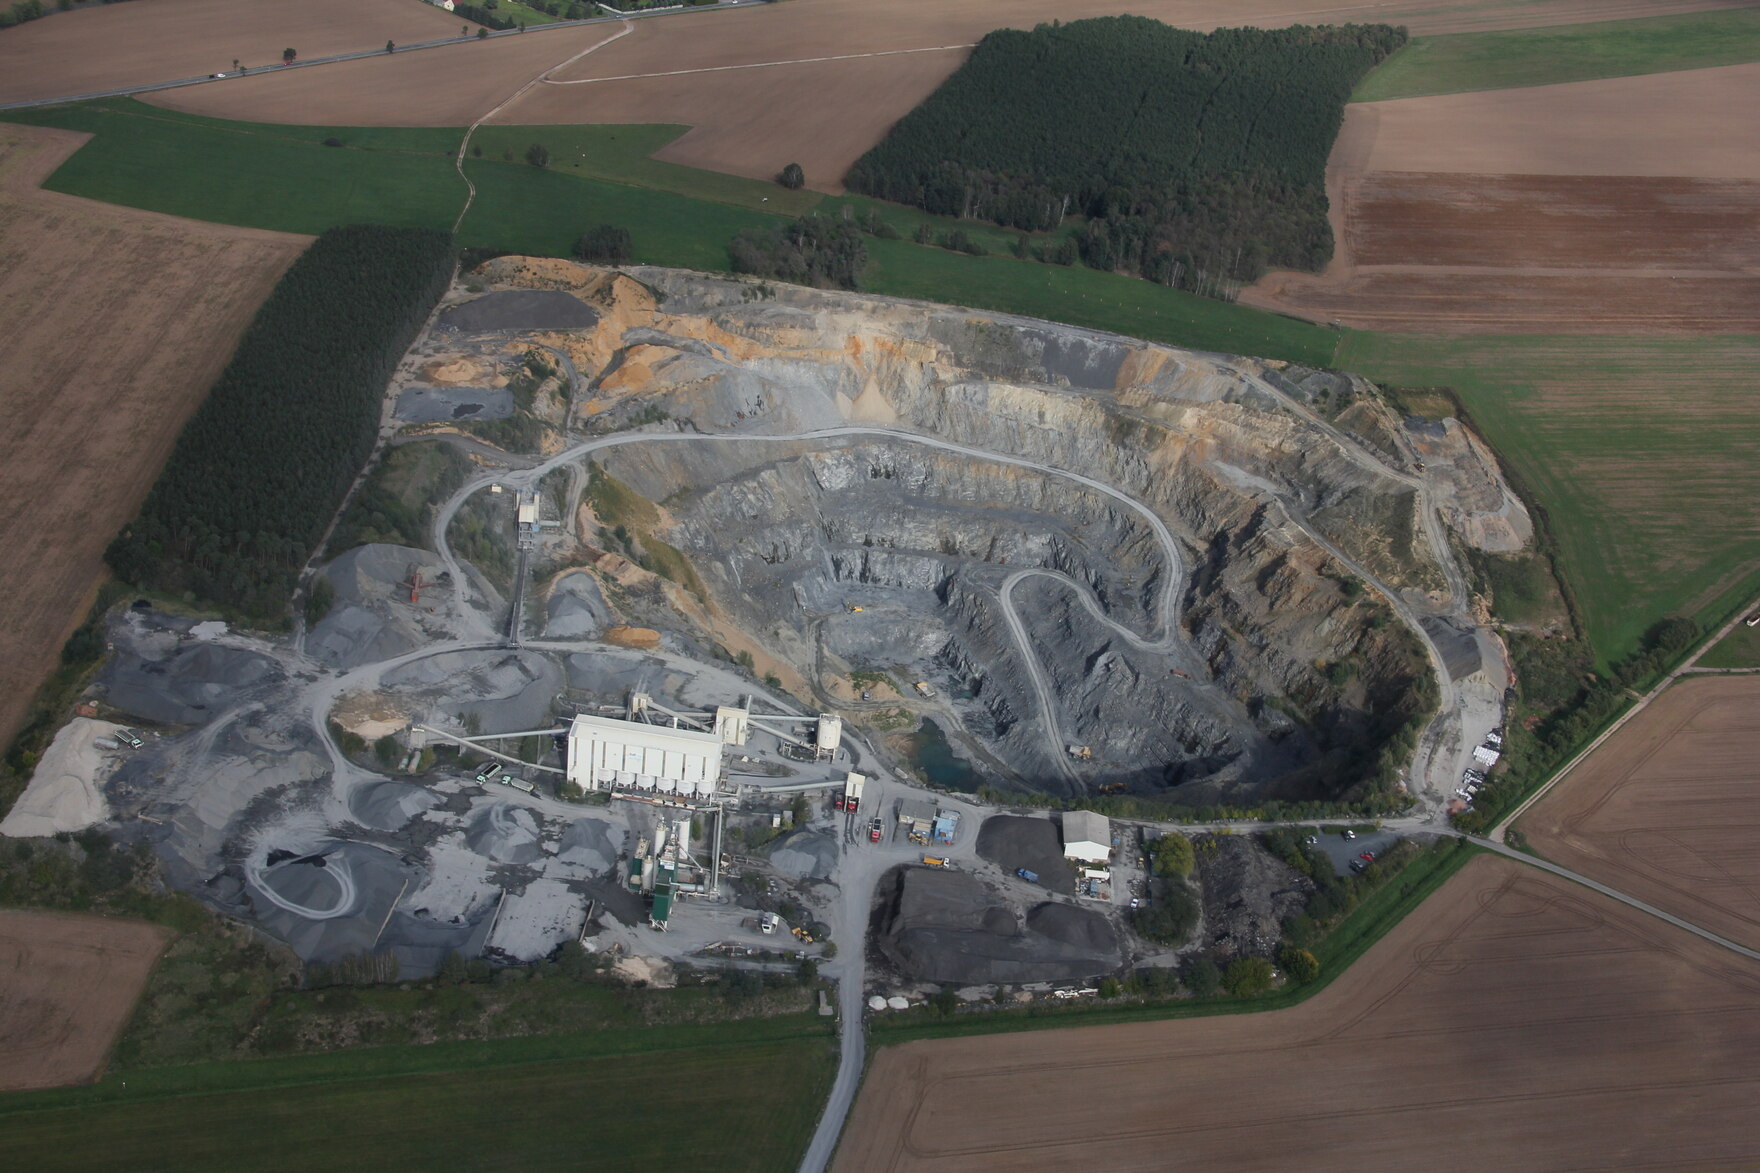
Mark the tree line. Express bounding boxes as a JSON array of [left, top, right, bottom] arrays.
[[106, 226, 456, 619], [728, 214, 867, 290], [845, 16, 1406, 297]]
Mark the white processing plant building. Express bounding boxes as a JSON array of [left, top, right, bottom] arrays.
[[565, 712, 725, 799]]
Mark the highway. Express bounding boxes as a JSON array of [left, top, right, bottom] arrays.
[[0, 2, 743, 113]]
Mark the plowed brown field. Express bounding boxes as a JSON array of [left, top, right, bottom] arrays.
[[0, 0, 471, 106], [135, 0, 1744, 188], [836, 854, 1760, 1173], [0, 124, 307, 749], [1355, 64, 1760, 179], [1520, 676, 1760, 953], [0, 910, 170, 1090], [1242, 64, 1760, 331]]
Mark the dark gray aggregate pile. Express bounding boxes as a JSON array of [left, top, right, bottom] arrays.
[[976, 815, 1078, 890], [101, 643, 281, 725], [436, 290, 598, 334], [873, 866, 1120, 985], [395, 385, 513, 423]]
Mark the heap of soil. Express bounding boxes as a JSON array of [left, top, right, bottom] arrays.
[[1196, 835, 1313, 962], [604, 624, 661, 649]]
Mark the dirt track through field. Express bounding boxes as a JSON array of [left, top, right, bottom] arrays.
[[0, 125, 308, 751], [1519, 676, 1760, 953], [0, 909, 170, 1090], [836, 854, 1760, 1172], [133, 0, 1751, 190]]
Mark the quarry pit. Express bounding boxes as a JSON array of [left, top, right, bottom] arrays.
[[7, 260, 1522, 990]]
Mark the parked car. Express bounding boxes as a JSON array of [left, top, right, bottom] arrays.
[[1304, 834, 1319, 845], [1342, 829, 1357, 841], [1349, 859, 1368, 874], [1359, 851, 1376, 862]]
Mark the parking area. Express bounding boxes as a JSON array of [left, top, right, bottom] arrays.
[[1310, 828, 1402, 876]]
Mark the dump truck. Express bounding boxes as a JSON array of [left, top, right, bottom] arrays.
[[921, 856, 949, 868], [914, 681, 937, 698], [475, 763, 503, 785], [1016, 868, 1038, 883]]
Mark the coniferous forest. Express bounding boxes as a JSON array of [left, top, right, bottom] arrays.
[[107, 226, 455, 618], [845, 17, 1406, 296]]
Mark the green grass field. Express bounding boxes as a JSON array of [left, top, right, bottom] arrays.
[[0, 99, 1336, 364], [862, 239, 1339, 364], [1354, 8, 1760, 102], [1337, 333, 1760, 662], [1698, 620, 1760, 670], [0, 1016, 836, 1173], [6, 98, 1746, 658]]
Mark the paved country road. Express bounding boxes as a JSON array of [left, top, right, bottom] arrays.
[[0, 3, 739, 113]]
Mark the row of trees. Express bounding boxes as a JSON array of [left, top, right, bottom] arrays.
[[845, 16, 1406, 295], [106, 226, 456, 619], [1452, 616, 1698, 833], [727, 214, 867, 290], [0, 0, 46, 29]]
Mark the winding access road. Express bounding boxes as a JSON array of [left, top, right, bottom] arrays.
[[434, 423, 1213, 781]]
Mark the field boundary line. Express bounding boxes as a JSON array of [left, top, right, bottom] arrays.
[[452, 19, 633, 234], [0, 1022, 834, 1119], [1466, 836, 1760, 964], [1492, 590, 1760, 840], [544, 43, 977, 85]]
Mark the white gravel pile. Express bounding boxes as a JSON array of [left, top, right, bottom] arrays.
[[0, 719, 119, 837]]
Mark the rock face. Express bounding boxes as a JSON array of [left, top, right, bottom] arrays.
[[471, 260, 1501, 805]]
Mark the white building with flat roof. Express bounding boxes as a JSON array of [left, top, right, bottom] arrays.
[[566, 713, 723, 799], [1062, 810, 1111, 864]]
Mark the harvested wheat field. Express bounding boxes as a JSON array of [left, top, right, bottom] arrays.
[[1243, 64, 1760, 331], [0, 0, 471, 107], [0, 124, 308, 749], [139, 0, 1738, 188], [1355, 64, 1760, 179], [1248, 267, 1760, 333], [1519, 676, 1760, 953], [837, 854, 1760, 1172], [0, 910, 170, 1091], [146, 23, 622, 129]]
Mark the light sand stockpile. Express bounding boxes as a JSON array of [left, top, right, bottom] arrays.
[[0, 125, 306, 750], [838, 854, 1760, 1171], [0, 0, 472, 105], [0, 910, 170, 1091], [0, 718, 120, 837]]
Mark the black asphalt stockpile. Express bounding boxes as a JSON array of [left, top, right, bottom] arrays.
[[976, 814, 1078, 890], [872, 866, 1120, 985]]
